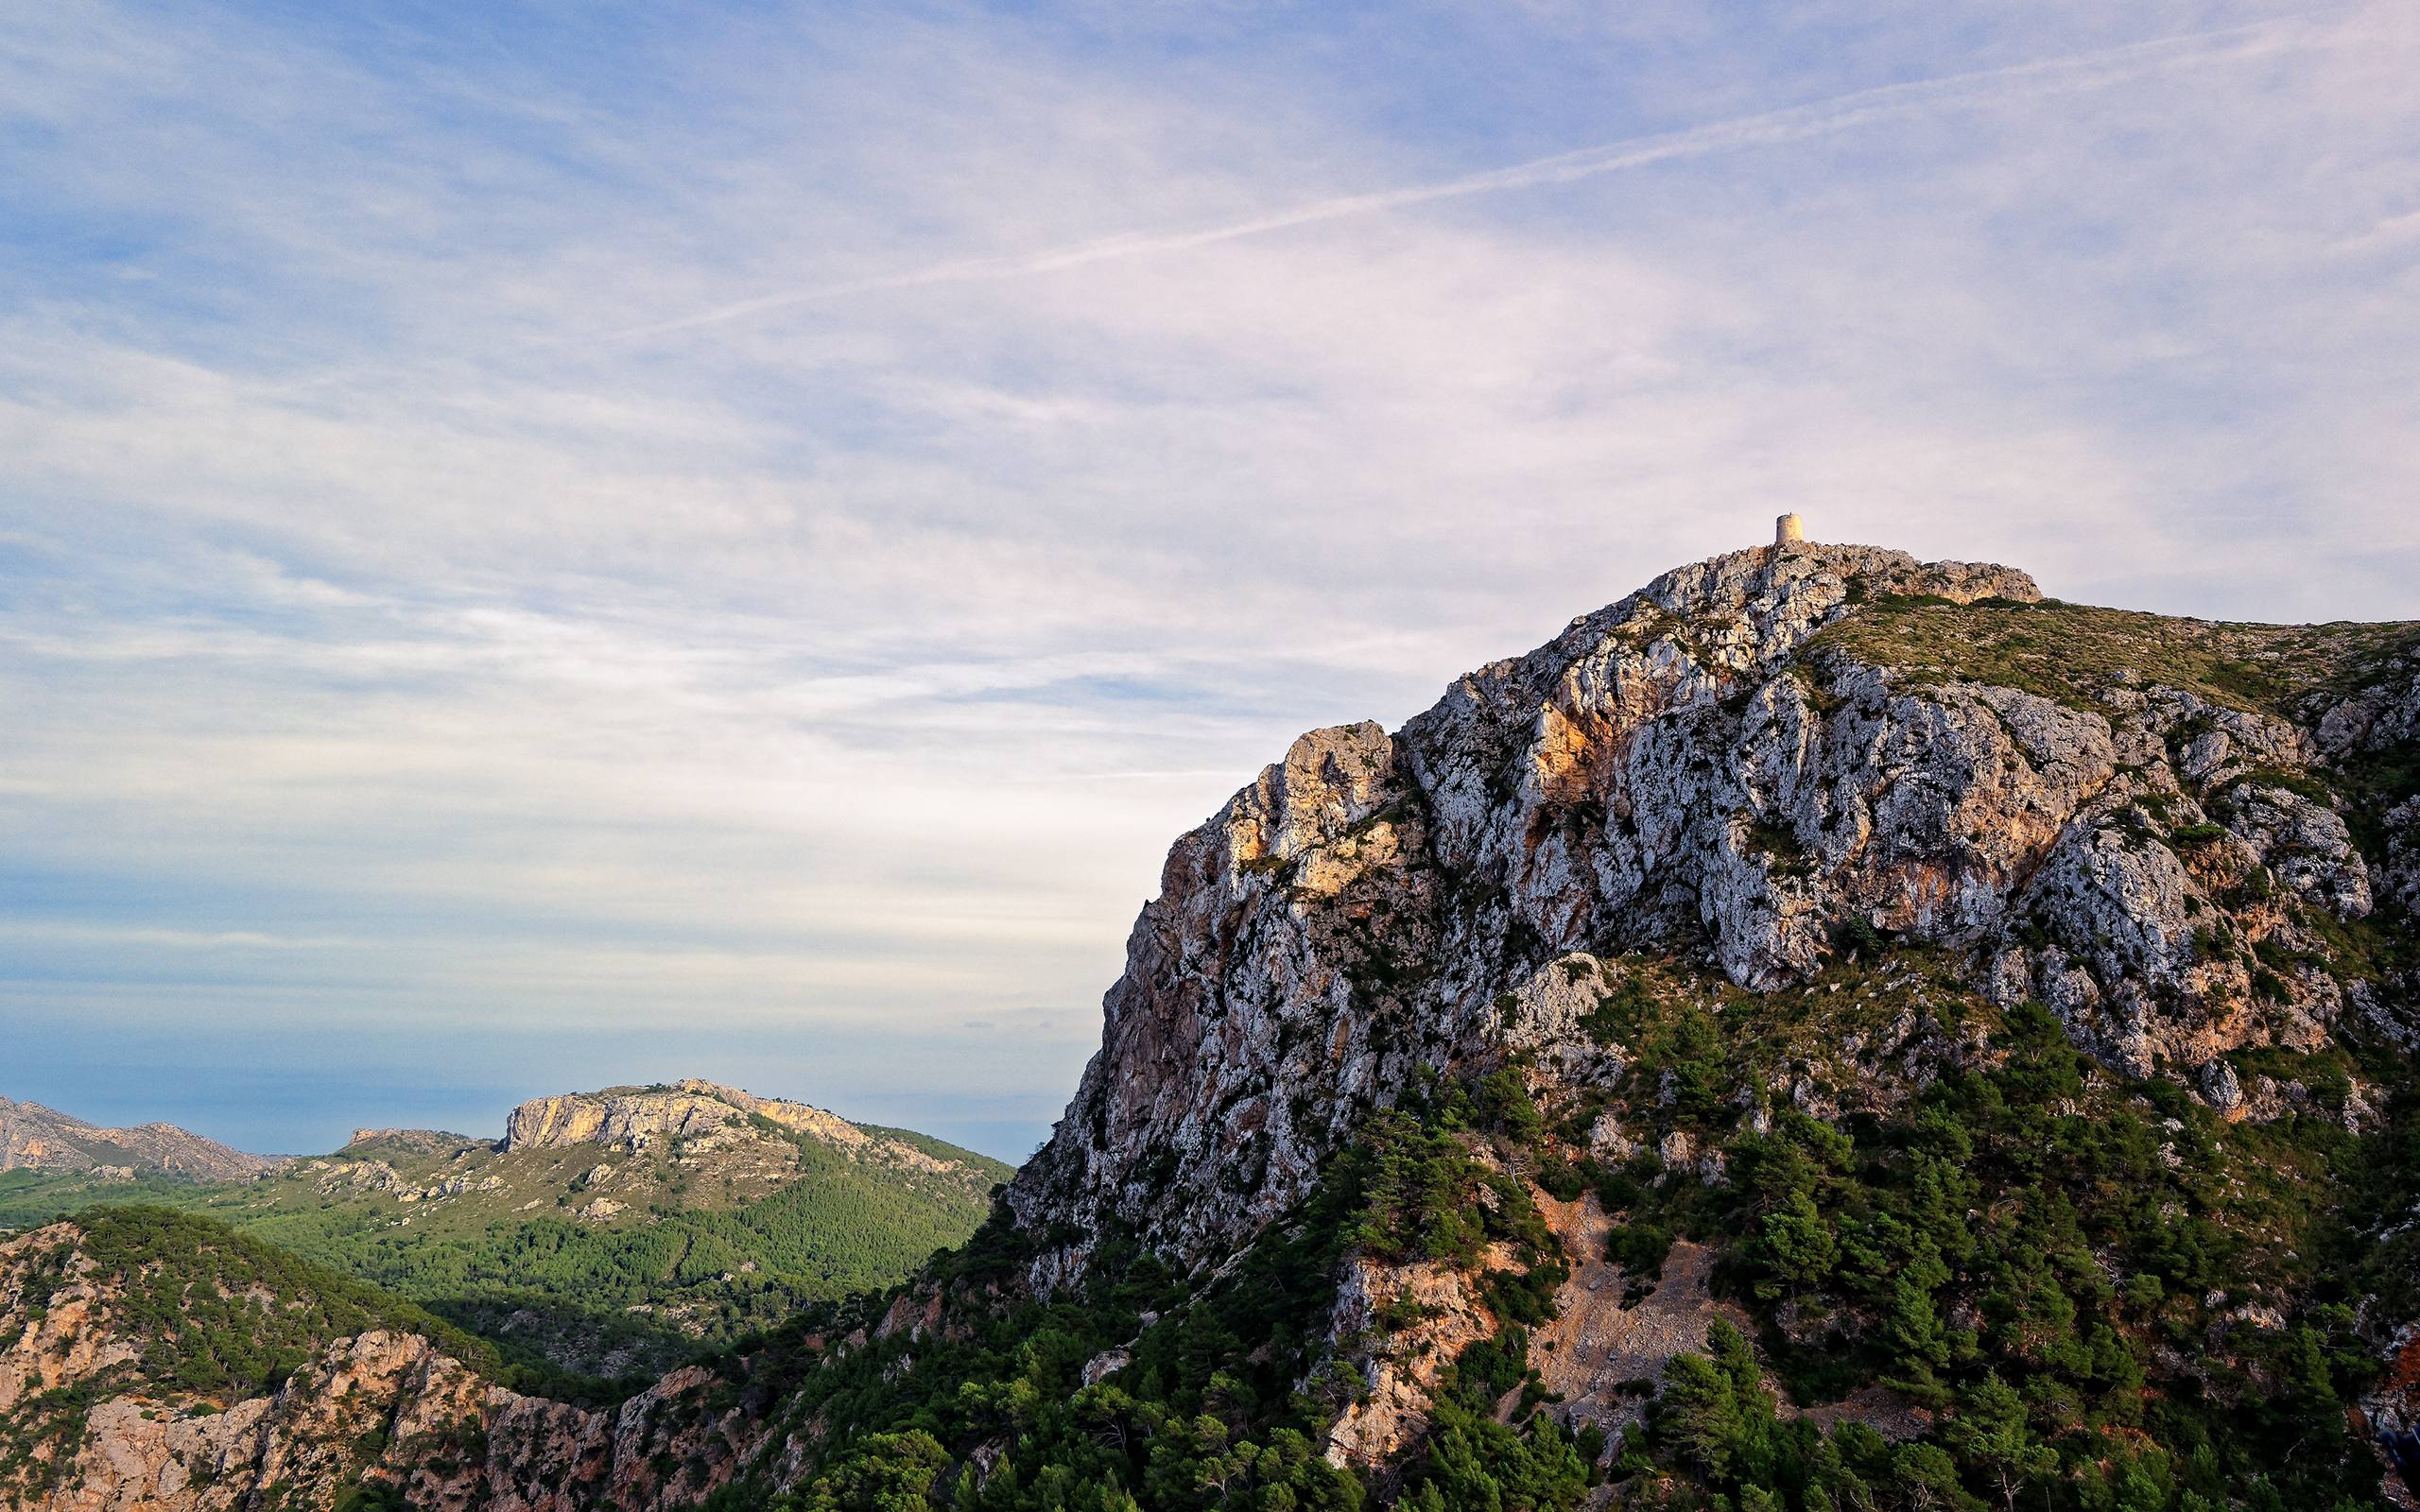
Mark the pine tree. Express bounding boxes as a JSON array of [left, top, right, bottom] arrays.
[[1945, 1374, 2056, 1512]]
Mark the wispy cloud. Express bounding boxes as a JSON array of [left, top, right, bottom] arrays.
[[0, 922, 351, 952], [605, 12, 2340, 343]]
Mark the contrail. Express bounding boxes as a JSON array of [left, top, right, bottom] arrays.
[[602, 15, 2328, 344]]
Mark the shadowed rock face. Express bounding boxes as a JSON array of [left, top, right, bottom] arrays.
[[0, 1098, 280, 1182], [1006, 543, 2402, 1284]]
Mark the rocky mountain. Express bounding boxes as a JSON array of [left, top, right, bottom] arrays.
[[6, 538, 2416, 1512], [344, 1127, 479, 1155], [1007, 542, 2405, 1282], [0, 1096, 280, 1182], [821, 541, 2420, 1507]]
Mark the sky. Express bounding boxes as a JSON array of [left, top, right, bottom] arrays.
[[3, 0, 2417, 1162]]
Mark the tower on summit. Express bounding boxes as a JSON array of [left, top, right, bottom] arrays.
[[1774, 513, 1806, 546]]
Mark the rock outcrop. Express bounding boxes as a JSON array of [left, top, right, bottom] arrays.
[[1007, 542, 2404, 1282], [12, 539, 2416, 1509], [500, 1079, 966, 1175], [343, 1127, 481, 1155]]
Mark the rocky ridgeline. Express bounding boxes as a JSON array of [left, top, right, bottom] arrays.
[[0, 1097, 279, 1182], [343, 1127, 480, 1156], [1007, 542, 2411, 1283], [0, 1070, 1012, 1508], [502, 1078, 965, 1176]]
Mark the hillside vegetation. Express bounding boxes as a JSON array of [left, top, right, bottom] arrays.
[[1813, 593, 2420, 717], [0, 1086, 1011, 1381], [0, 1207, 498, 1499], [706, 959, 2417, 1512]]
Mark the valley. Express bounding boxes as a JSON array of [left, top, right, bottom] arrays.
[[0, 1079, 1010, 1383]]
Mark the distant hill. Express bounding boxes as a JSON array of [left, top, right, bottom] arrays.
[[0, 1093, 280, 1181], [0, 1079, 1013, 1379]]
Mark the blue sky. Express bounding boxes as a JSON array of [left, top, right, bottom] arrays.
[[4, 0, 2416, 1161]]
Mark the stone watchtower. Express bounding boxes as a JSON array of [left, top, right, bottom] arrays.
[[1774, 512, 1806, 546]]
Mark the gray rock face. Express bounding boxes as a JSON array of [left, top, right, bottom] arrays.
[[2311, 645, 2420, 1052], [1007, 543, 2394, 1284]]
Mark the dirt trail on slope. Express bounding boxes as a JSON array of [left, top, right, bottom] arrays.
[[1530, 1194, 1747, 1446], [1528, 1192, 1928, 1452]]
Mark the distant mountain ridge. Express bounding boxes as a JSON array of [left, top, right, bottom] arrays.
[[0, 1093, 279, 1182], [4, 1077, 993, 1186], [499, 1077, 978, 1177], [0, 1077, 1013, 1381]]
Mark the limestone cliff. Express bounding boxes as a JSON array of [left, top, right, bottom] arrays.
[[11, 539, 2418, 1509], [1006, 542, 2410, 1281], [500, 1079, 966, 1176]]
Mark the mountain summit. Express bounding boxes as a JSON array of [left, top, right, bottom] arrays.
[[1010, 541, 2406, 1280], [499, 1078, 980, 1177]]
